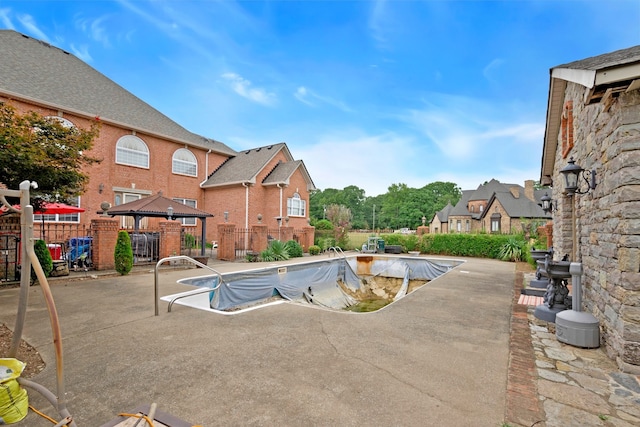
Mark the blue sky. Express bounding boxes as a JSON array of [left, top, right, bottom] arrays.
[[1, 1, 639, 197]]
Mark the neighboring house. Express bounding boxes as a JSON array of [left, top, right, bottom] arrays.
[[539, 45, 640, 372], [444, 179, 549, 234], [429, 202, 453, 234], [0, 30, 315, 244]]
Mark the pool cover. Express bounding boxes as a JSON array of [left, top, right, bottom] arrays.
[[210, 257, 454, 311]]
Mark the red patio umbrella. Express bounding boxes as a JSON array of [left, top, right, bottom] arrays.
[[6, 202, 86, 239]]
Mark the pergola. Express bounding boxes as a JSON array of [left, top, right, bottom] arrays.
[[105, 192, 213, 257]]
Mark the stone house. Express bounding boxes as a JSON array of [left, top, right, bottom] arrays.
[[443, 179, 549, 234], [0, 30, 315, 245], [539, 45, 640, 372], [428, 202, 453, 234]]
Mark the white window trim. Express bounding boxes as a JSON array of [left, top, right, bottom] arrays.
[[116, 135, 149, 169], [172, 148, 198, 177]]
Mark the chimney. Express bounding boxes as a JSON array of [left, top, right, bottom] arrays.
[[524, 180, 535, 201], [510, 186, 519, 198]]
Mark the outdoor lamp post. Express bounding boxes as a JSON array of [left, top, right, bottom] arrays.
[[540, 193, 557, 214], [560, 157, 597, 196], [167, 206, 173, 220]]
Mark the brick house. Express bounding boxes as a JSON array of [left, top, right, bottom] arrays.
[[539, 45, 640, 372], [0, 30, 315, 245], [442, 179, 549, 234]]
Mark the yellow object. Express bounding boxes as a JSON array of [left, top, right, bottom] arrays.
[[0, 358, 28, 424]]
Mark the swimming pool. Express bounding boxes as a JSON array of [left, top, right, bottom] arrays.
[[161, 255, 464, 315]]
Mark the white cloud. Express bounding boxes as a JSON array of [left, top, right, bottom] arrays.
[[74, 14, 110, 47], [16, 13, 50, 43], [293, 86, 353, 112], [483, 58, 505, 82], [294, 130, 423, 196], [70, 44, 92, 62], [0, 8, 15, 30], [221, 73, 276, 106]]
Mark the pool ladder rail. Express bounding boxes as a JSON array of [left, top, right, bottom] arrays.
[[154, 255, 225, 316], [328, 246, 346, 258]]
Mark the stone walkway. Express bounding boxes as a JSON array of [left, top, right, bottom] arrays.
[[508, 271, 640, 427]]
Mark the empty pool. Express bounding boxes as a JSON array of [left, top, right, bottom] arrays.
[[162, 255, 464, 315]]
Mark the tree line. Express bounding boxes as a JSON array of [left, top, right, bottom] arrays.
[[309, 182, 462, 231]]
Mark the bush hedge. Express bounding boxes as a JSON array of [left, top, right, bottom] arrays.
[[377, 233, 526, 260]]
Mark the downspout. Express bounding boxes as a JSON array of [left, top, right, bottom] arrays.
[[276, 183, 283, 219], [242, 182, 249, 229]]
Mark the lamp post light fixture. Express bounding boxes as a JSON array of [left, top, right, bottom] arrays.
[[540, 193, 557, 214], [167, 206, 174, 220], [560, 157, 597, 196], [421, 216, 426, 226]]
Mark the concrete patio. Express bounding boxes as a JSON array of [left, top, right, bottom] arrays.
[[1, 255, 514, 426]]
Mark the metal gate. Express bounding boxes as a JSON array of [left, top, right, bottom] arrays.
[[0, 234, 20, 282]]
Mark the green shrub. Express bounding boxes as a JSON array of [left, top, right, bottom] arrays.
[[114, 231, 133, 275], [284, 240, 303, 258], [308, 245, 321, 255], [32, 239, 53, 281], [417, 233, 525, 260], [260, 240, 290, 262], [498, 237, 526, 262], [183, 233, 196, 249]]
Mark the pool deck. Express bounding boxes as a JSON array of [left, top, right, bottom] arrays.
[[1, 254, 638, 426]]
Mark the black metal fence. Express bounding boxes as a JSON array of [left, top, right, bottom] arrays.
[[128, 232, 160, 265], [0, 234, 20, 282]]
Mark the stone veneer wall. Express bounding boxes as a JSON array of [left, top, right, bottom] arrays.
[[550, 83, 640, 372]]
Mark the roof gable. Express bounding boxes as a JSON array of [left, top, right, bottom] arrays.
[[0, 30, 235, 156], [202, 143, 289, 187]]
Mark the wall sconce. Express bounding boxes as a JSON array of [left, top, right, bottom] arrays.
[[276, 216, 282, 227], [223, 211, 229, 222], [540, 193, 557, 214], [257, 213, 263, 223], [560, 157, 597, 196], [285, 216, 290, 225], [167, 206, 173, 220], [98, 183, 104, 194]]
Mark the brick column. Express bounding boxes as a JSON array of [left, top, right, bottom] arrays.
[[159, 220, 182, 260], [280, 226, 293, 243], [251, 224, 268, 253], [538, 222, 553, 250], [217, 223, 236, 261], [301, 226, 315, 252], [90, 218, 119, 271], [417, 226, 429, 236]]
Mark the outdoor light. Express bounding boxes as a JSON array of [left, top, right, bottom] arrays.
[[167, 206, 174, 220], [540, 193, 557, 214], [224, 211, 229, 222], [560, 157, 597, 196], [422, 216, 426, 226], [98, 183, 104, 194], [276, 216, 282, 227], [257, 213, 263, 223]]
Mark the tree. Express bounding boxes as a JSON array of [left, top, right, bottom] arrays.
[[114, 231, 133, 275], [0, 103, 100, 206]]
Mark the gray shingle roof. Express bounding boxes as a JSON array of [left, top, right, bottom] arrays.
[[555, 45, 640, 71], [201, 143, 291, 187], [0, 30, 235, 156], [436, 202, 454, 222], [487, 191, 550, 219], [449, 190, 474, 216]]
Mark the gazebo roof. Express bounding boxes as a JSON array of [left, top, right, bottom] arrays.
[[106, 193, 213, 219]]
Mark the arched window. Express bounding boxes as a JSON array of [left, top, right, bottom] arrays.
[[172, 148, 197, 176], [287, 192, 306, 217], [45, 116, 74, 128], [116, 135, 149, 168]]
